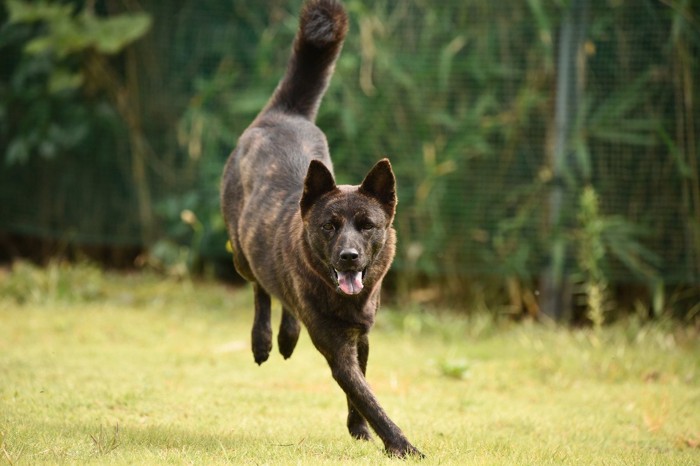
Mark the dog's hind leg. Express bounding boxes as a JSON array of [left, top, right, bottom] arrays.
[[278, 307, 301, 359], [251, 283, 272, 365]]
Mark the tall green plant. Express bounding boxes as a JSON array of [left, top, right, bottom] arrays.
[[575, 186, 608, 329], [571, 183, 661, 324]]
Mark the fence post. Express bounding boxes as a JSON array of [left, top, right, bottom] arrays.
[[540, 0, 589, 321]]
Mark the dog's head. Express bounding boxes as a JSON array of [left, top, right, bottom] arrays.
[[300, 159, 397, 296]]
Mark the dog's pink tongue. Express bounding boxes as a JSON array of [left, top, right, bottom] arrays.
[[337, 270, 363, 295]]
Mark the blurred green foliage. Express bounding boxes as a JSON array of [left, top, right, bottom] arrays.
[[0, 260, 105, 304], [0, 0, 698, 319], [2, 0, 150, 163]]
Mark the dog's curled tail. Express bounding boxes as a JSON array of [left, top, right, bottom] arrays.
[[263, 0, 348, 121]]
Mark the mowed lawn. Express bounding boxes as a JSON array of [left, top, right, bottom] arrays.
[[1, 264, 699, 464]]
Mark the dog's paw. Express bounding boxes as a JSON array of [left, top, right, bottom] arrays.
[[277, 334, 298, 359], [252, 342, 271, 365], [385, 441, 425, 459], [252, 330, 272, 365], [348, 422, 372, 441], [277, 326, 300, 359]]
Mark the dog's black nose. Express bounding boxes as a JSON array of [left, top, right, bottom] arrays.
[[339, 248, 359, 262]]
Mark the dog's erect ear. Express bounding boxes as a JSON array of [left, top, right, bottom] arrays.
[[359, 158, 397, 217], [301, 160, 336, 217]]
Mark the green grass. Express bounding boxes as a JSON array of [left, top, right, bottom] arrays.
[[1, 263, 699, 464]]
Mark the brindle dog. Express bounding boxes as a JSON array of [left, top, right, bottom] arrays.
[[220, 0, 422, 458]]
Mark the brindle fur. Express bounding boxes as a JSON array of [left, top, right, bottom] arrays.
[[220, 0, 422, 458]]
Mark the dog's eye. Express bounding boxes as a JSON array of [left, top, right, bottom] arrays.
[[360, 223, 374, 231], [322, 223, 335, 232]]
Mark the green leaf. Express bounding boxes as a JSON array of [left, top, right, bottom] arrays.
[[48, 68, 83, 93], [6, 0, 74, 24], [438, 35, 466, 91], [589, 128, 657, 146], [6, 138, 29, 165], [24, 36, 53, 55], [81, 13, 152, 55], [657, 125, 692, 177]]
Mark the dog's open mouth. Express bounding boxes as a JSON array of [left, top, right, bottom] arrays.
[[333, 268, 366, 295]]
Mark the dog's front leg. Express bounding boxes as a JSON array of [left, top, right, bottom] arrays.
[[346, 333, 372, 440], [310, 327, 423, 458]]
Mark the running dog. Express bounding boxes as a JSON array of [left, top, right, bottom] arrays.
[[220, 0, 422, 457]]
